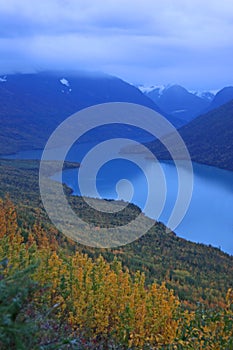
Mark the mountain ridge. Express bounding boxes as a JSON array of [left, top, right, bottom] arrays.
[[142, 83, 233, 124], [146, 99, 233, 171], [145, 84, 210, 122], [0, 72, 183, 155], [206, 86, 233, 112]]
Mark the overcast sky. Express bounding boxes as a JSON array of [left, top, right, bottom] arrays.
[[0, 0, 232, 90]]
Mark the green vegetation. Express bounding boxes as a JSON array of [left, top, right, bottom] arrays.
[[0, 158, 233, 348], [0, 158, 232, 309], [146, 99, 233, 171], [0, 198, 232, 349]]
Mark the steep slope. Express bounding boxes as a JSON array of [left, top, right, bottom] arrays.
[[0, 72, 182, 155], [147, 99, 233, 171], [0, 158, 232, 306], [147, 84, 210, 122], [207, 86, 233, 111]]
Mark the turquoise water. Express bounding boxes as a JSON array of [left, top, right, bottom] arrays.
[[4, 145, 233, 255]]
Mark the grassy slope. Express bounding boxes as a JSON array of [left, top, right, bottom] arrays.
[[146, 99, 233, 171], [0, 158, 232, 307]]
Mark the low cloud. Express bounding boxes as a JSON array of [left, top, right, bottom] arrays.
[[0, 0, 232, 89]]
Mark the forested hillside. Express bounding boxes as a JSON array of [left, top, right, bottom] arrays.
[[0, 72, 183, 156], [144, 99, 233, 171], [0, 193, 233, 349], [0, 159, 232, 307]]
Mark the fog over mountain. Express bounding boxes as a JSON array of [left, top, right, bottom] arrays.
[[0, 1, 233, 88]]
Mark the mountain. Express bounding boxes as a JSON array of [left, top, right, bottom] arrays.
[[137, 84, 164, 94], [0, 72, 183, 155], [207, 86, 233, 111], [192, 90, 215, 102], [147, 99, 233, 171], [146, 84, 210, 123]]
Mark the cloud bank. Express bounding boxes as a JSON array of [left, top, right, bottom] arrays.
[[0, 0, 232, 89]]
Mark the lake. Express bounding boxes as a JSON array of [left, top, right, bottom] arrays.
[[4, 143, 233, 255]]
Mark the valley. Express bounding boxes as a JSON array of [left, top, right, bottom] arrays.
[[1, 1, 233, 348], [0, 72, 233, 349]]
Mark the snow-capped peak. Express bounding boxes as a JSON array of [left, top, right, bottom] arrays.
[[155, 85, 167, 96], [60, 78, 70, 87], [137, 84, 166, 94], [0, 76, 7, 82], [137, 85, 155, 93], [190, 89, 218, 101]]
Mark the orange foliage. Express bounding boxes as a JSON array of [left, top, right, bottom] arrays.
[[0, 197, 232, 349]]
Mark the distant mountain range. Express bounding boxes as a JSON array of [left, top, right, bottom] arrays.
[[145, 84, 210, 122], [0, 72, 232, 170], [0, 72, 183, 155], [140, 84, 233, 124], [146, 99, 233, 171]]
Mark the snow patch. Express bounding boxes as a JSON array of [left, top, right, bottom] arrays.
[[149, 85, 167, 96], [171, 109, 187, 114], [137, 84, 167, 95], [60, 78, 70, 87], [0, 76, 7, 82], [137, 85, 157, 93], [209, 89, 220, 95], [190, 89, 218, 101]]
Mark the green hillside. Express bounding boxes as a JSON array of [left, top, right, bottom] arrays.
[[146, 99, 233, 171], [0, 158, 232, 308]]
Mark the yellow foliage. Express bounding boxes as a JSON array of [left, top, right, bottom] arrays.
[[0, 198, 232, 349]]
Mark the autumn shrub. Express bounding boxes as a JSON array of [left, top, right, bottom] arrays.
[[0, 197, 232, 349]]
